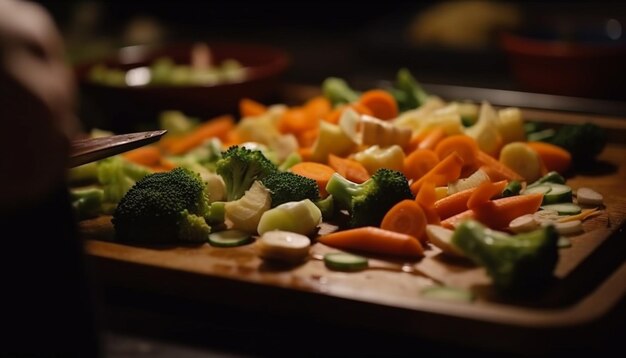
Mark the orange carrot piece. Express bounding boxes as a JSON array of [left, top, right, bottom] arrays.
[[297, 128, 320, 148], [290, 162, 336, 197], [404, 131, 431, 154], [417, 127, 447, 150], [328, 154, 370, 184], [466, 180, 508, 210], [358, 89, 398, 120], [222, 130, 244, 147], [381, 200, 428, 244], [318, 226, 424, 258], [239, 98, 267, 118], [349, 102, 373, 116], [304, 96, 332, 120], [415, 181, 437, 208], [122, 146, 162, 167], [298, 147, 313, 162], [434, 135, 479, 168], [476, 150, 524, 182], [278, 107, 319, 134], [434, 187, 476, 220], [440, 193, 544, 231], [415, 181, 440, 225], [165, 115, 235, 155], [410, 152, 464, 194], [526, 141, 572, 174], [403, 149, 439, 181]]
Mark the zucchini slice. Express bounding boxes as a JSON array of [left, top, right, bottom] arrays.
[[324, 253, 369, 272], [208, 229, 253, 247]]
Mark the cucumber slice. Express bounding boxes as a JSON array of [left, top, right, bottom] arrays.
[[540, 203, 582, 215], [324, 253, 368, 272], [542, 183, 573, 204], [421, 286, 474, 303], [523, 184, 552, 195], [208, 229, 253, 247]]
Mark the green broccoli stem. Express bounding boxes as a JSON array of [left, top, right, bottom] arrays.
[[314, 195, 335, 221], [452, 220, 558, 294], [207, 201, 226, 224], [396, 68, 429, 109], [325, 173, 368, 211], [322, 77, 360, 106], [71, 187, 104, 220]]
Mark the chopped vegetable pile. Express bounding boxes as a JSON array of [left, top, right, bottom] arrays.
[[69, 68, 609, 297]]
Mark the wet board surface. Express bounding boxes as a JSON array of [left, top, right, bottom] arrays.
[[78, 107, 626, 352]]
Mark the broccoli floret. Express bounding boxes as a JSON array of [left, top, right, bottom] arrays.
[[326, 168, 413, 228], [322, 77, 360, 106], [261, 171, 320, 207], [546, 123, 606, 164], [215, 146, 278, 201], [452, 220, 559, 295], [112, 167, 212, 243]]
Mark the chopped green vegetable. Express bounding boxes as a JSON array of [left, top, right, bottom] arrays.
[[326, 168, 413, 228], [393, 68, 429, 111], [159, 111, 198, 136], [113, 168, 212, 243], [97, 156, 153, 208], [207, 201, 226, 224], [71, 187, 104, 220], [451, 220, 559, 294], [314, 195, 335, 221], [526, 171, 565, 189], [324, 253, 368, 272], [208, 229, 253, 247], [278, 151, 302, 171], [540, 203, 582, 215], [322, 77, 359, 106], [216, 145, 278, 201], [545, 123, 606, 164], [67, 162, 99, 185], [502, 180, 522, 197], [260, 171, 320, 207]]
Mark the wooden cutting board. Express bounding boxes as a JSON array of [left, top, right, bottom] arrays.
[[78, 109, 626, 353]]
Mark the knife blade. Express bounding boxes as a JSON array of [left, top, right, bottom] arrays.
[[69, 130, 167, 168]]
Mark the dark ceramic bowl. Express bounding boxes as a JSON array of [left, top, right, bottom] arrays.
[[500, 22, 626, 97], [75, 43, 290, 132]]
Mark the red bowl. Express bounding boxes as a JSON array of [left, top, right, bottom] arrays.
[[75, 43, 290, 132], [500, 31, 626, 97]]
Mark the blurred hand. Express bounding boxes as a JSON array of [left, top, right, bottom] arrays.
[[0, 0, 78, 209]]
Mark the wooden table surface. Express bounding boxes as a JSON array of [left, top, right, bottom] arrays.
[[79, 105, 626, 354]]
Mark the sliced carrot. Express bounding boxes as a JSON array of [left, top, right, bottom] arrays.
[[440, 193, 544, 231], [415, 181, 440, 225], [358, 89, 398, 120], [434, 135, 479, 168], [164, 115, 235, 155], [381, 200, 428, 244], [403, 149, 439, 181], [297, 128, 320, 148], [298, 147, 313, 162], [404, 131, 431, 154], [417, 127, 447, 150], [410, 152, 464, 194], [222, 130, 244, 147], [415, 181, 437, 208], [304, 96, 332, 121], [278, 107, 319, 134], [466, 180, 508, 210], [122, 146, 162, 167], [434, 187, 476, 220], [526, 141, 572, 174], [328, 154, 370, 184], [476, 150, 524, 182], [239, 98, 267, 118], [318, 226, 424, 258], [290, 162, 335, 197]]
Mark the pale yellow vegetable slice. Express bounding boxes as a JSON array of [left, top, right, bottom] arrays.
[[256, 230, 311, 264], [508, 214, 539, 233], [576, 187, 604, 206], [425, 225, 465, 258], [360, 115, 411, 148], [533, 209, 560, 224], [447, 169, 490, 195], [497, 108, 526, 144], [464, 101, 502, 155], [354, 144, 405, 174], [310, 120, 357, 162], [225, 181, 271, 233], [257, 199, 322, 236], [499, 142, 542, 183], [553, 220, 584, 235]]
